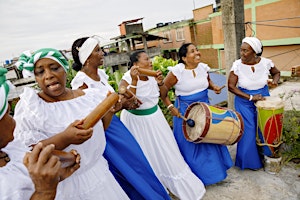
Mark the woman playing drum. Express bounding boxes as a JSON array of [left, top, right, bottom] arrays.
[[228, 36, 280, 170], [160, 43, 233, 186]]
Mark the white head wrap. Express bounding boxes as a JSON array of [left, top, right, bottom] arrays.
[[242, 37, 262, 55], [78, 37, 99, 65]]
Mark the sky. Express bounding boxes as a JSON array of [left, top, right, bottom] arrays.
[[0, 0, 215, 62]]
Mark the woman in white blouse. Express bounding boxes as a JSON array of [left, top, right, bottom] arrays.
[[228, 37, 280, 170], [160, 43, 233, 186]]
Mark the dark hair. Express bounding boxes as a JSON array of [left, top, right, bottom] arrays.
[[178, 43, 193, 64], [129, 50, 145, 68], [256, 46, 263, 57], [71, 37, 89, 71]]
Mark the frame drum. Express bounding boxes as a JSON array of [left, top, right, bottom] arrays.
[[183, 102, 244, 145]]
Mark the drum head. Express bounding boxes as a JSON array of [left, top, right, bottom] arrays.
[[183, 102, 210, 142], [255, 96, 284, 110]]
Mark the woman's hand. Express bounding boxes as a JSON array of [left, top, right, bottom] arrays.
[[213, 85, 222, 94], [130, 65, 139, 81], [64, 120, 93, 145], [168, 105, 180, 117], [250, 94, 265, 102], [121, 95, 141, 110], [155, 70, 164, 86], [59, 149, 81, 181], [23, 143, 61, 194]]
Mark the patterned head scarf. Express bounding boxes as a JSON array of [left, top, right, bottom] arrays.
[[242, 37, 263, 55], [27, 48, 69, 72], [0, 68, 10, 120], [15, 50, 33, 72]]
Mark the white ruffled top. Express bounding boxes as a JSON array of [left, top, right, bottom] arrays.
[[167, 63, 210, 96], [230, 57, 274, 90], [13, 87, 126, 199], [122, 71, 159, 109]]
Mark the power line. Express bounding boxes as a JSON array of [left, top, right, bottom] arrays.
[[267, 47, 300, 58]]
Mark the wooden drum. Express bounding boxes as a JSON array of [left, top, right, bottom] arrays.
[[183, 102, 244, 145]]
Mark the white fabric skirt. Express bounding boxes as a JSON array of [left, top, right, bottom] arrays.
[[121, 107, 206, 200]]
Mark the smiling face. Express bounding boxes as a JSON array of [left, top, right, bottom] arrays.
[[240, 42, 256, 64], [136, 52, 152, 70], [182, 44, 201, 67], [34, 58, 67, 100], [0, 105, 15, 149]]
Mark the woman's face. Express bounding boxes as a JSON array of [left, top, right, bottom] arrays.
[[183, 44, 201, 66], [136, 52, 152, 69], [87, 45, 104, 67], [0, 105, 15, 149], [240, 42, 256, 64], [34, 58, 67, 98]]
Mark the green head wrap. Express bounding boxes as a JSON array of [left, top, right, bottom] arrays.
[[27, 48, 69, 72], [0, 68, 10, 120]]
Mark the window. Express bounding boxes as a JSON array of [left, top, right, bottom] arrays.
[[176, 28, 185, 41], [163, 31, 172, 43]]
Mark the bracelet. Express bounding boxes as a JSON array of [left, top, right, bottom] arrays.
[[249, 95, 253, 101], [167, 104, 174, 110], [127, 84, 137, 89], [158, 81, 164, 86]]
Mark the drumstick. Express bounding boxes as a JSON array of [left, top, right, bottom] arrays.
[[220, 85, 226, 90], [81, 92, 119, 129], [118, 85, 143, 105], [179, 114, 195, 127], [138, 68, 157, 77]]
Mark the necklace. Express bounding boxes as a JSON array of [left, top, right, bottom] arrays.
[[0, 151, 10, 163]]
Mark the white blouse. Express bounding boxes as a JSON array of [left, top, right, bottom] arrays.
[[12, 87, 128, 199], [71, 69, 114, 93], [230, 57, 274, 90], [168, 63, 210, 96], [122, 71, 159, 109]]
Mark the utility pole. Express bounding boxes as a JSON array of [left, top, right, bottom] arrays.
[[222, 0, 245, 109]]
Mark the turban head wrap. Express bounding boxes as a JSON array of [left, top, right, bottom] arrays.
[[78, 37, 99, 65], [15, 50, 33, 72], [0, 68, 10, 120], [242, 37, 263, 55], [27, 48, 69, 73]]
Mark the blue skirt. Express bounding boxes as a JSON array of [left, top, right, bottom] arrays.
[[104, 115, 170, 200], [234, 85, 270, 170], [174, 89, 233, 186]]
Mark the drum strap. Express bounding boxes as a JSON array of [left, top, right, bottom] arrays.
[[127, 105, 158, 116]]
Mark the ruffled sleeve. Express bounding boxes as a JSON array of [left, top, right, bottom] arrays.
[[122, 71, 133, 84], [13, 88, 51, 146], [71, 71, 86, 89], [167, 63, 185, 81], [230, 59, 241, 76], [262, 57, 275, 70]]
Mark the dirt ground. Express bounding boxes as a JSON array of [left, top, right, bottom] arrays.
[[201, 144, 299, 200]]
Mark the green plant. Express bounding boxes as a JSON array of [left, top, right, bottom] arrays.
[[279, 89, 300, 165]]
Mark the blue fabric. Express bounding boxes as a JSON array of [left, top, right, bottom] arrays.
[[173, 89, 233, 186], [234, 85, 270, 170], [104, 115, 170, 200]]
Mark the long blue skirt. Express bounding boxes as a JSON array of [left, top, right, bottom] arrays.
[[174, 89, 233, 186], [234, 85, 270, 170], [104, 115, 170, 200]]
